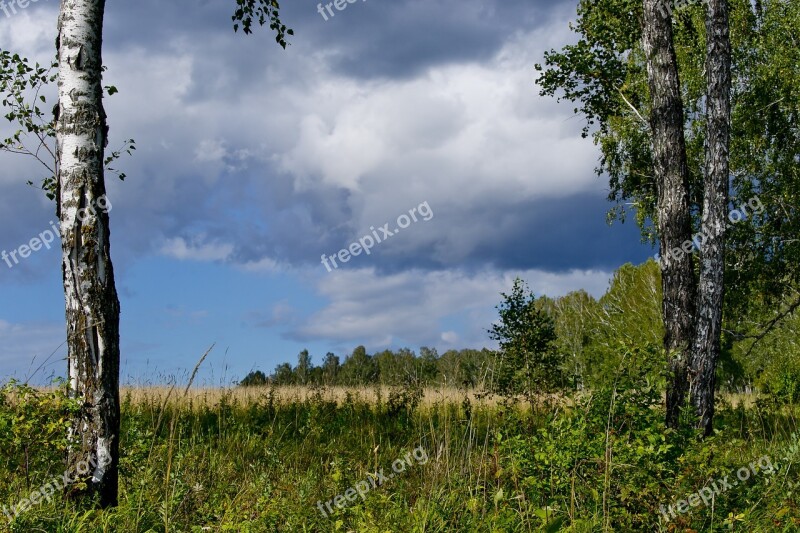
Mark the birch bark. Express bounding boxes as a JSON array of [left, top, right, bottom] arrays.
[[641, 0, 697, 428], [691, 0, 731, 436], [56, 0, 120, 507]]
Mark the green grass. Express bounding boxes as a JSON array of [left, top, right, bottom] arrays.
[[0, 382, 799, 532]]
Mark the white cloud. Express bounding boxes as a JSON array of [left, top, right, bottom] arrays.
[[294, 267, 612, 350], [441, 330, 459, 344], [194, 139, 228, 164], [279, 29, 598, 207], [159, 236, 233, 262], [238, 257, 280, 273], [0, 5, 58, 55]]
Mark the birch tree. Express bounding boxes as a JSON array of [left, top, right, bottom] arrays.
[[690, 0, 731, 436], [640, 0, 697, 428], [56, 0, 121, 506], [536, 0, 750, 433], [1, 0, 291, 507]]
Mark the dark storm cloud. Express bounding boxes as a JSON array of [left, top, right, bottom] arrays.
[[468, 193, 650, 271], [2, 0, 654, 282], [102, 0, 565, 82], [300, 0, 553, 79], [207, 163, 651, 275]]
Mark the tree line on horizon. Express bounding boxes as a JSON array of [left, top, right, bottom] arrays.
[[241, 260, 800, 405]]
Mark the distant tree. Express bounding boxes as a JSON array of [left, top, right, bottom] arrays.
[[239, 370, 268, 387], [438, 349, 485, 388], [540, 290, 601, 390], [374, 349, 402, 385], [417, 347, 439, 385], [457, 350, 485, 388], [489, 278, 561, 401], [272, 362, 295, 385], [321, 352, 340, 385], [295, 349, 313, 385], [436, 349, 460, 387], [340, 345, 378, 385]]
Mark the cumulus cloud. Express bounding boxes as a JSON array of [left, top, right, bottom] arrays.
[[159, 236, 233, 262], [288, 267, 612, 351], [38, 0, 628, 274]]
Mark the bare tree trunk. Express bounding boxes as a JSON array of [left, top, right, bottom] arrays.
[[641, 0, 697, 429], [690, 0, 731, 437], [56, 0, 120, 507]]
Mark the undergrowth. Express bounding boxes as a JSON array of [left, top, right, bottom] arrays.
[[0, 377, 798, 532]]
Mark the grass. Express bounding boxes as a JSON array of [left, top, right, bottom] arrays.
[[118, 385, 506, 409], [0, 383, 798, 532]]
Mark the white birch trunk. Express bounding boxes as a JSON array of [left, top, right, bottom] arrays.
[[56, 0, 120, 507], [690, 0, 731, 437], [641, 0, 698, 428]]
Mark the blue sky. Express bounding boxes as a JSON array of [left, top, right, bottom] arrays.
[[0, 0, 654, 385]]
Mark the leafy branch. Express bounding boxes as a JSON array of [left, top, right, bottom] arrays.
[[231, 0, 294, 48], [0, 51, 58, 196], [0, 51, 134, 201]]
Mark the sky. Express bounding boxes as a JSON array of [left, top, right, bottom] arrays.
[[0, 0, 655, 385]]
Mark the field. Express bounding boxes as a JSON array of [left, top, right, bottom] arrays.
[[1, 383, 799, 532]]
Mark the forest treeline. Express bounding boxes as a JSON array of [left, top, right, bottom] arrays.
[[242, 260, 800, 402]]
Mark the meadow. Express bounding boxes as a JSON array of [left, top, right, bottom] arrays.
[[1, 381, 798, 532]]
